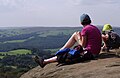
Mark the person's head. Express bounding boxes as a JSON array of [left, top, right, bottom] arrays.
[[80, 14, 91, 26], [102, 24, 113, 34]]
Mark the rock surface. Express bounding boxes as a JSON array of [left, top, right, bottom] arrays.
[[20, 50, 120, 78]]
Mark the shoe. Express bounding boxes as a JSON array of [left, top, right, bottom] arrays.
[[33, 55, 45, 68]]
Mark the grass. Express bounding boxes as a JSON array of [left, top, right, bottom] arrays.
[[39, 29, 78, 37], [3, 40, 26, 43], [5, 66, 17, 69], [45, 48, 60, 55], [0, 37, 34, 44], [45, 48, 60, 52], [0, 49, 32, 59], [0, 56, 4, 59], [0, 49, 31, 55]]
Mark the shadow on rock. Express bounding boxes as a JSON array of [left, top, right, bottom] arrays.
[[98, 52, 120, 59]]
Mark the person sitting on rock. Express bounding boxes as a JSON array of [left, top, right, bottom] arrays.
[[102, 24, 120, 52], [33, 14, 102, 68]]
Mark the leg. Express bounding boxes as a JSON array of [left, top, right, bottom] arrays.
[[44, 56, 57, 64], [102, 35, 107, 51], [102, 34, 107, 48], [102, 34, 109, 51], [44, 32, 82, 64], [33, 56, 57, 68], [34, 32, 82, 68], [60, 32, 82, 50]]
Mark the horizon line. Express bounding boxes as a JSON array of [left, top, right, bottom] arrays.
[[0, 25, 119, 28]]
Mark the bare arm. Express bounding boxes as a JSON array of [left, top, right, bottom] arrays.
[[81, 35, 87, 48], [76, 32, 87, 48]]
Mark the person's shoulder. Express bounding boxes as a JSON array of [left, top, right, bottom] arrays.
[[85, 25, 98, 29], [90, 24, 97, 28], [83, 25, 91, 28]]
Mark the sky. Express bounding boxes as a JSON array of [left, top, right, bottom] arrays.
[[0, 0, 120, 27]]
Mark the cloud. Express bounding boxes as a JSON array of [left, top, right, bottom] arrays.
[[0, 0, 24, 7], [105, 0, 120, 4], [0, 0, 120, 27], [71, 0, 120, 6], [0, 0, 25, 12]]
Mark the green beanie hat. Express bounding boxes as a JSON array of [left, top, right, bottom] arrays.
[[102, 24, 112, 32]]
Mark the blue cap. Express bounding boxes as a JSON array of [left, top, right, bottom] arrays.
[[80, 14, 91, 23]]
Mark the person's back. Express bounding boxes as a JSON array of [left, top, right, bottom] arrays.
[[81, 25, 102, 55]]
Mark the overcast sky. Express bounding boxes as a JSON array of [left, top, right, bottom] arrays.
[[0, 0, 120, 27]]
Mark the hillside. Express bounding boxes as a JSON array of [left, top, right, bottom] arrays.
[[0, 27, 82, 52], [0, 26, 119, 78], [20, 49, 120, 78], [0, 27, 83, 78]]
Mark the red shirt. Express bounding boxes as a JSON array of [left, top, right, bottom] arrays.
[[81, 25, 102, 55]]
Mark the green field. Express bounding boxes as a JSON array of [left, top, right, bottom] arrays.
[[0, 37, 34, 44], [39, 28, 79, 37], [0, 49, 32, 59], [0, 56, 4, 59]]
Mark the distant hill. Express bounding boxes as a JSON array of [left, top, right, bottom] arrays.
[[0, 27, 81, 38], [0, 27, 82, 52], [0, 26, 120, 37], [0, 26, 120, 52]]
